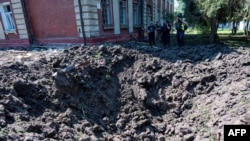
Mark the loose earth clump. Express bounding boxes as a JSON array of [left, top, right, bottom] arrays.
[[0, 44, 249, 141]]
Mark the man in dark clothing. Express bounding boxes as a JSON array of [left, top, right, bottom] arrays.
[[173, 13, 188, 47], [147, 22, 156, 47], [231, 21, 238, 35], [161, 21, 171, 47], [155, 21, 161, 43]]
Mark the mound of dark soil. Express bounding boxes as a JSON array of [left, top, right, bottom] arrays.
[[0, 44, 249, 141]]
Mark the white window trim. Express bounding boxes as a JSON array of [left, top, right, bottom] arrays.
[[0, 2, 16, 32], [133, 3, 139, 26], [120, 0, 127, 26], [2, 2, 10, 6], [102, 0, 113, 26], [4, 30, 17, 34]]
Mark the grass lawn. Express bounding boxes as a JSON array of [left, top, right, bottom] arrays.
[[168, 28, 249, 47], [132, 28, 249, 48], [169, 28, 210, 46], [217, 29, 249, 48]]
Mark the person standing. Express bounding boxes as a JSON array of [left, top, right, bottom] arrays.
[[147, 22, 156, 47], [155, 21, 161, 43], [231, 21, 238, 35], [173, 13, 188, 47], [161, 20, 172, 47]]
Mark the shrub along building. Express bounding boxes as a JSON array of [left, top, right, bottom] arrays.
[[0, 0, 174, 48]]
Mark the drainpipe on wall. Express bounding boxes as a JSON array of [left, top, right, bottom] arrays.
[[78, 0, 87, 46], [20, 0, 34, 46], [139, 0, 144, 41]]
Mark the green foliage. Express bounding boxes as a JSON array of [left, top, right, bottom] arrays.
[[181, 0, 248, 43], [175, 0, 185, 14], [184, 0, 247, 22], [195, 24, 210, 34], [242, 2, 250, 20], [162, 10, 174, 23], [184, 0, 201, 24]]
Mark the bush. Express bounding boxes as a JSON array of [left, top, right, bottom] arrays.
[[195, 25, 210, 34]]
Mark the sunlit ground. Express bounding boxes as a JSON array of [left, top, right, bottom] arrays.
[[130, 28, 249, 48], [217, 29, 249, 48], [168, 29, 249, 47]]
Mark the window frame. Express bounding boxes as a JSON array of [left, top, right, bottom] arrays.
[[163, 0, 166, 9], [157, 10, 160, 23], [0, 2, 16, 32], [119, 0, 127, 26], [133, 3, 140, 27], [146, 5, 152, 25], [101, 0, 113, 28]]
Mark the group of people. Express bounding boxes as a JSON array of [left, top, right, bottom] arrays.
[[147, 13, 188, 47]]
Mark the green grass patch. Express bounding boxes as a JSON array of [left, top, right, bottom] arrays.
[[131, 28, 249, 47], [217, 29, 244, 35], [166, 33, 210, 46], [171, 28, 248, 47], [218, 30, 249, 48]]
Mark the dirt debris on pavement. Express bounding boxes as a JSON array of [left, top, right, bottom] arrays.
[[0, 44, 249, 141]]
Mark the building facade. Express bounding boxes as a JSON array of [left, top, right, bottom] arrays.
[[0, 0, 174, 48]]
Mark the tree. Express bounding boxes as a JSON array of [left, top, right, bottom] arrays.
[[162, 10, 174, 24], [243, 0, 250, 36], [174, 0, 185, 15], [182, 0, 247, 43]]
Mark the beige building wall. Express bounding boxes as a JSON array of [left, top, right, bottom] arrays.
[[0, 21, 5, 39], [73, 0, 174, 37], [113, 0, 120, 34], [128, 0, 133, 33], [11, 0, 28, 39], [74, 0, 100, 38]]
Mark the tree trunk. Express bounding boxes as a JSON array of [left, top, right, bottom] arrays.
[[244, 20, 249, 36], [209, 17, 218, 43]]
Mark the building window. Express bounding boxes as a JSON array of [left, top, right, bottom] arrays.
[[167, 1, 170, 13], [163, 0, 165, 9], [157, 0, 161, 9], [146, 5, 152, 25], [101, 0, 113, 26], [170, 4, 173, 13], [119, 0, 127, 26], [0, 2, 15, 31], [157, 10, 160, 23], [133, 3, 139, 26]]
